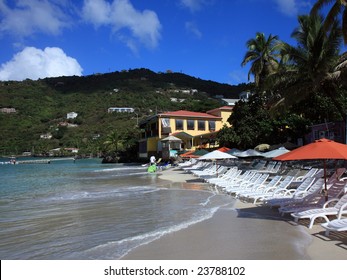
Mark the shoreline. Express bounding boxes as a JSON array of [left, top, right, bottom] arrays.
[[121, 167, 347, 260]]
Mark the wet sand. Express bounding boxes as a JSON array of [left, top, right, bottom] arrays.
[[122, 167, 347, 260]]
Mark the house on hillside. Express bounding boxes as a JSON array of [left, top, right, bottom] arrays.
[[67, 112, 78, 119], [40, 133, 52, 139], [239, 91, 252, 100], [221, 98, 240, 106], [138, 106, 233, 159], [108, 107, 135, 113], [219, 91, 253, 106], [0, 107, 16, 113]]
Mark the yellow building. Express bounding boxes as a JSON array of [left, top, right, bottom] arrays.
[[138, 106, 233, 159]]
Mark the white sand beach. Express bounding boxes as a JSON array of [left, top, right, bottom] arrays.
[[122, 167, 347, 260]]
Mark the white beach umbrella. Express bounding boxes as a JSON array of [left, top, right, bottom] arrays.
[[262, 147, 290, 158], [198, 150, 237, 160], [197, 150, 236, 176], [234, 149, 264, 158]]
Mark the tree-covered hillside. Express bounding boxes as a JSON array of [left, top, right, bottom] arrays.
[[0, 68, 249, 156]]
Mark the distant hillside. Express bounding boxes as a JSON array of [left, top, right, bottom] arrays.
[[0, 68, 250, 156]]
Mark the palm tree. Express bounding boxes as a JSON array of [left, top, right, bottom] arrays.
[[311, 0, 347, 44], [104, 131, 124, 154], [269, 13, 346, 127], [241, 32, 282, 90]]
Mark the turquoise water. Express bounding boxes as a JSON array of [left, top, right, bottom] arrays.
[[0, 158, 234, 259]]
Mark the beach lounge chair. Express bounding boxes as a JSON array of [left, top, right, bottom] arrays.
[[254, 161, 282, 174], [210, 169, 244, 189], [233, 173, 270, 197], [189, 162, 213, 175], [192, 163, 224, 177], [291, 193, 347, 229], [216, 170, 255, 189], [321, 218, 347, 236], [239, 175, 283, 202], [178, 158, 197, 167], [279, 180, 346, 216], [249, 176, 295, 204], [198, 165, 228, 180], [264, 177, 319, 208], [225, 172, 261, 194], [182, 161, 207, 172], [205, 167, 239, 184], [293, 168, 319, 182]]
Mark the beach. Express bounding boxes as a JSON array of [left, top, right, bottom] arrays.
[[122, 167, 347, 260]]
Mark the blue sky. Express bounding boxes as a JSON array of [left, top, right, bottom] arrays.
[[0, 0, 319, 84]]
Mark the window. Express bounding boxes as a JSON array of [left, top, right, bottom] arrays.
[[161, 118, 170, 128], [161, 118, 171, 134], [187, 119, 195, 130], [208, 121, 215, 131], [198, 120, 205, 131], [175, 119, 183, 130]]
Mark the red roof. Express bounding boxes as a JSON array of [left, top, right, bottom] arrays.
[[207, 106, 233, 114], [159, 110, 220, 119]]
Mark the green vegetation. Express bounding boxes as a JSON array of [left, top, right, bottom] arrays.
[[1, 2, 346, 159], [217, 3, 347, 149], [0, 69, 248, 158]]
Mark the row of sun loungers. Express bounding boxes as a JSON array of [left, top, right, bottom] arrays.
[[180, 160, 347, 236]]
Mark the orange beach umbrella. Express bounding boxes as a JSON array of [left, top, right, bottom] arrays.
[[273, 138, 347, 199]]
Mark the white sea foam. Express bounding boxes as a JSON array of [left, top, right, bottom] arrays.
[[95, 166, 146, 172], [199, 193, 217, 206], [41, 186, 159, 202], [76, 206, 221, 260]]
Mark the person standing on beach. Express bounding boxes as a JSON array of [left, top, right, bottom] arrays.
[[150, 155, 156, 165]]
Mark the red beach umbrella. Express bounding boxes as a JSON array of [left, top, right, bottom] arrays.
[[218, 147, 231, 152], [273, 138, 347, 200]]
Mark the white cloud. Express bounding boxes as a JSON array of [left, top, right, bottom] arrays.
[[0, 47, 83, 81], [228, 69, 250, 85], [82, 0, 162, 50], [185, 21, 202, 39], [273, 0, 298, 16], [0, 0, 70, 37], [180, 0, 206, 12]]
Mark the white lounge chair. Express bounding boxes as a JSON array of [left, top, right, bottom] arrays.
[[198, 165, 229, 180], [233, 173, 270, 197], [239, 175, 283, 203], [293, 168, 319, 182], [321, 218, 347, 236], [265, 177, 320, 208], [216, 170, 255, 189], [249, 176, 295, 204], [182, 161, 208, 172], [206, 167, 239, 184], [278, 180, 346, 216], [225, 172, 262, 194], [291, 193, 347, 229]]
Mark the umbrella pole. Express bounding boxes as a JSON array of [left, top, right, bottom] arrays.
[[323, 159, 328, 201]]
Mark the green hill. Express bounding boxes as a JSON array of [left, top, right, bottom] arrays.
[[0, 68, 249, 157]]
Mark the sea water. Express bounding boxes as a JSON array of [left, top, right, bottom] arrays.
[[0, 158, 234, 259]]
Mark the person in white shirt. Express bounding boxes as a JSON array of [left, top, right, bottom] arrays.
[[150, 155, 156, 165]]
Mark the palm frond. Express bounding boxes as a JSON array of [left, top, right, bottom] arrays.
[[311, 0, 336, 15]]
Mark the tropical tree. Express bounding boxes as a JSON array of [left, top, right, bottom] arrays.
[[311, 0, 347, 44], [241, 32, 282, 90], [268, 13, 346, 123], [225, 95, 274, 149], [103, 130, 125, 155]]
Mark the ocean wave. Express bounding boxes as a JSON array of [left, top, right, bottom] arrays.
[[94, 166, 146, 173], [72, 206, 221, 260], [41, 186, 159, 202]]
